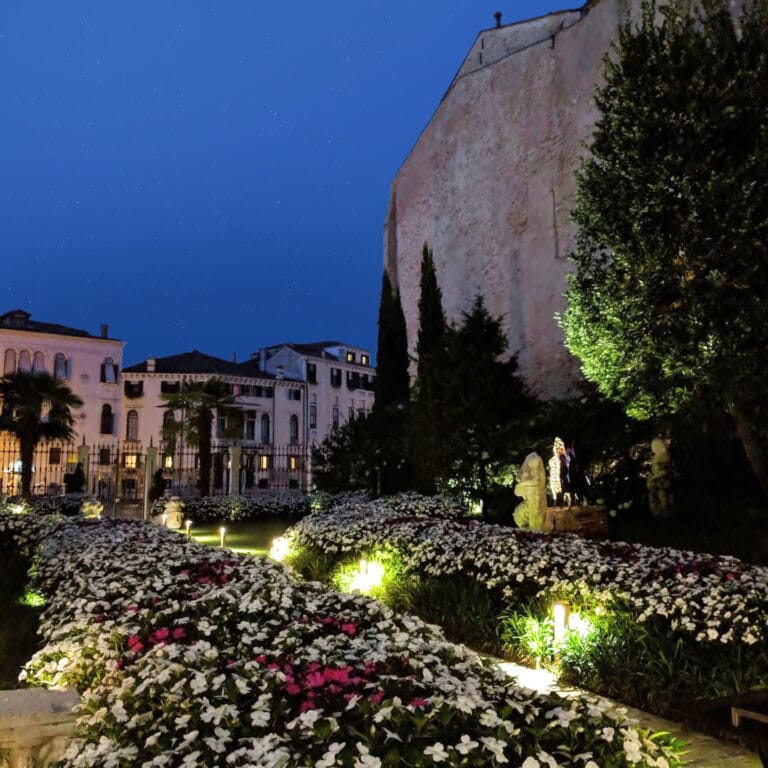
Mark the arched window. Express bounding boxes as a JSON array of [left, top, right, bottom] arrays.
[[126, 410, 139, 442], [260, 414, 270, 444], [100, 404, 113, 435], [289, 414, 299, 445], [54, 353, 68, 380], [101, 357, 117, 383], [3, 349, 16, 374], [17, 350, 31, 373], [163, 410, 176, 428], [32, 351, 46, 373]]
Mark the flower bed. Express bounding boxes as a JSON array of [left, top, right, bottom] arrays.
[[150, 491, 310, 522], [284, 494, 768, 710], [0, 511, 683, 767]]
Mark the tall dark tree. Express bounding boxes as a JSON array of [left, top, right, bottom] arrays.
[[371, 270, 411, 494], [561, 0, 768, 496], [0, 372, 83, 500], [373, 270, 410, 415], [436, 296, 537, 508], [311, 414, 377, 495], [161, 378, 240, 496], [410, 244, 450, 494]]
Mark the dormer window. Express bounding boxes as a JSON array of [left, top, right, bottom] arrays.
[[361, 354, 369, 366], [346, 351, 355, 363]]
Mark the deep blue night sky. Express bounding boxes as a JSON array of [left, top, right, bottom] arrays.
[[1, 1, 573, 366]]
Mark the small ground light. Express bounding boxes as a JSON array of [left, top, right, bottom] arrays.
[[220, 526, 226, 548], [185, 520, 192, 536], [269, 536, 290, 561], [349, 558, 385, 593], [161, 513, 168, 527], [553, 602, 570, 645]]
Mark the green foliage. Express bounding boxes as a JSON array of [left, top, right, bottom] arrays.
[[161, 377, 239, 497], [562, 0, 768, 493], [311, 414, 379, 495], [0, 371, 84, 499]]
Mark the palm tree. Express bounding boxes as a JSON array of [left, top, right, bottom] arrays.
[[161, 378, 241, 496], [0, 372, 84, 500]]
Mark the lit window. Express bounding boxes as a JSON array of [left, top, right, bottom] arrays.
[[259, 454, 271, 470], [289, 456, 298, 471], [163, 455, 173, 469], [124, 454, 138, 469], [346, 351, 355, 363], [361, 354, 369, 366]]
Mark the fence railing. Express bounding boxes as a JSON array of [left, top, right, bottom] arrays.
[[0, 439, 313, 502]]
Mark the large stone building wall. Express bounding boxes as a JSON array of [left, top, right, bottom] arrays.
[[384, 0, 630, 398]]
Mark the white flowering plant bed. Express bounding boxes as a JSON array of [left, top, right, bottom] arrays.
[[0, 511, 683, 768], [283, 494, 768, 709]]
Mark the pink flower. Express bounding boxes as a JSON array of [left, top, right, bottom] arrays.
[[153, 627, 170, 642], [255, 655, 267, 664], [305, 671, 325, 688], [410, 697, 428, 709], [171, 627, 186, 641], [127, 635, 142, 650], [285, 683, 302, 696], [369, 691, 384, 704], [340, 623, 357, 636], [299, 700, 317, 713]]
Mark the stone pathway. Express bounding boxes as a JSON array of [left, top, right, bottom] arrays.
[[497, 662, 761, 767]]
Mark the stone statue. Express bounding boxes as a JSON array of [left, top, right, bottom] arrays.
[[514, 452, 547, 530], [162, 496, 184, 529], [648, 438, 673, 517]]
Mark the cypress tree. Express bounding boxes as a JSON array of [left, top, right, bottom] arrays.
[[373, 271, 409, 414], [411, 244, 449, 494]]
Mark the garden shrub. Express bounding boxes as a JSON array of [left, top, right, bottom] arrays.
[[149, 491, 309, 522]]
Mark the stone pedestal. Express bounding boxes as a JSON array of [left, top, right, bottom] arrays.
[[544, 506, 608, 537], [0, 688, 79, 768]]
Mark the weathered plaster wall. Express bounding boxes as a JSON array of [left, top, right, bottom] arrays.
[[385, 0, 630, 398]]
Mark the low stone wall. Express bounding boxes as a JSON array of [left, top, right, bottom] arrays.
[[0, 689, 79, 768]]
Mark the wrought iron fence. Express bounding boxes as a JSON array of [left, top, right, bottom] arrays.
[[0, 439, 312, 501]]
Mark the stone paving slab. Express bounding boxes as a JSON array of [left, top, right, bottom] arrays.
[[497, 662, 761, 767]]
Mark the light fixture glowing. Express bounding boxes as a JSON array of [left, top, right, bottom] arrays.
[[220, 526, 226, 548], [185, 519, 192, 536], [349, 558, 385, 594], [161, 513, 168, 527], [269, 536, 291, 562], [553, 602, 570, 645], [164, 455, 173, 469]]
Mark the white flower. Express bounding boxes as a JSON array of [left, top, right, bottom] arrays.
[[316, 742, 345, 768], [455, 735, 479, 755], [423, 742, 449, 762]]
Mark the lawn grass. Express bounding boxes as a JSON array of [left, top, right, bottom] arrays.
[[186, 516, 294, 557]]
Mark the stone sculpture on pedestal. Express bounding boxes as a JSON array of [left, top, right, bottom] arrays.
[[514, 452, 547, 530]]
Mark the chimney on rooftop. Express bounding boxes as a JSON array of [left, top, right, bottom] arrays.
[[100, 324, 109, 338], [147, 357, 156, 373], [494, 11, 502, 28]]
